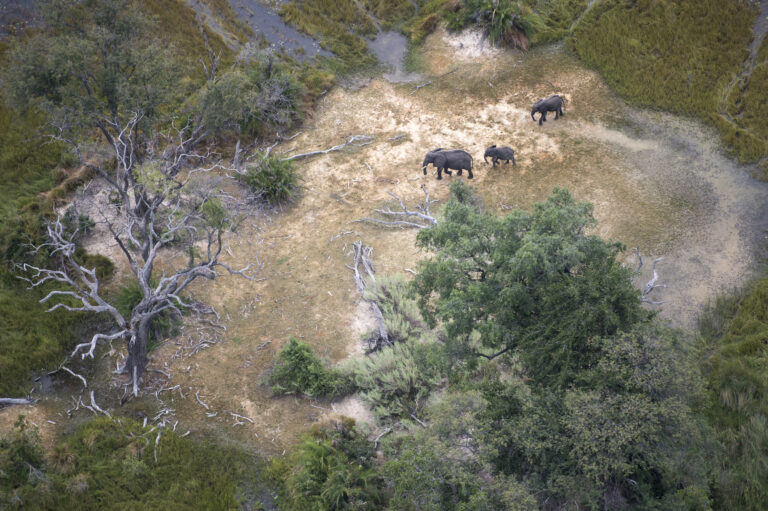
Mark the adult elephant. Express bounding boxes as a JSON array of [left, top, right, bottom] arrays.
[[531, 94, 565, 126], [484, 145, 516, 167], [422, 148, 474, 179]]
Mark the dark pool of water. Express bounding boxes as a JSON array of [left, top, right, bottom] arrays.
[[229, 0, 332, 61]]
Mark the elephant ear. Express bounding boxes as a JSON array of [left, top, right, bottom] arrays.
[[489, 144, 496, 148]]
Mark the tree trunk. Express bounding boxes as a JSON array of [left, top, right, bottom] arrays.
[[126, 318, 151, 396]]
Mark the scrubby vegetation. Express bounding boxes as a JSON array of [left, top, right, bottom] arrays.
[[269, 337, 344, 397], [699, 277, 768, 510], [570, 0, 767, 166], [0, 416, 268, 509], [239, 154, 301, 205]]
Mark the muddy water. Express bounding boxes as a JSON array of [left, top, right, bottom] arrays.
[[5, 26, 767, 455]]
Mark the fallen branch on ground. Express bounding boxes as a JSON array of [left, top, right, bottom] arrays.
[[346, 241, 391, 352], [355, 184, 437, 229], [0, 397, 37, 407], [281, 135, 373, 162], [633, 248, 667, 305]]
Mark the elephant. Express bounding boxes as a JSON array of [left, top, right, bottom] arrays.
[[422, 148, 474, 180], [484, 145, 516, 167], [531, 94, 565, 126]]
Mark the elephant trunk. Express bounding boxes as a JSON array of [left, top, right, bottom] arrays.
[[531, 109, 537, 121]]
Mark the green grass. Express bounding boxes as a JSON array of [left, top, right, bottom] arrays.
[[699, 277, 768, 510], [1, 416, 271, 509], [0, 91, 86, 397], [569, 0, 767, 166]]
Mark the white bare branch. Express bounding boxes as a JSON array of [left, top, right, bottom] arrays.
[[346, 241, 391, 352], [355, 184, 438, 229], [281, 135, 374, 162], [634, 248, 667, 305]]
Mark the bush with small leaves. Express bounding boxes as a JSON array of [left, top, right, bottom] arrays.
[[240, 154, 300, 206], [269, 337, 345, 397]]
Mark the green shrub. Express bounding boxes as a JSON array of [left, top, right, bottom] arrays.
[[277, 418, 383, 511], [342, 339, 446, 420], [74, 248, 115, 281], [363, 274, 427, 344], [269, 337, 344, 397], [382, 393, 537, 511], [239, 154, 300, 206]]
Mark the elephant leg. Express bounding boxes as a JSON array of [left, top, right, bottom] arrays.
[[467, 167, 474, 179], [423, 166, 427, 175], [445, 168, 453, 175], [456, 168, 463, 176], [512, 155, 516, 166], [437, 167, 442, 180], [555, 110, 559, 119]]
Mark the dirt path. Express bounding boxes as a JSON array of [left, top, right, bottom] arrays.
[[4, 27, 766, 454]]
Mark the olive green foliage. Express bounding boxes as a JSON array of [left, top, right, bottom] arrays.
[[699, 278, 768, 510], [363, 274, 427, 344], [143, 0, 234, 82], [240, 153, 300, 205], [201, 57, 303, 136], [480, 322, 714, 509], [0, 416, 45, 497], [269, 337, 343, 397], [569, 0, 767, 164], [4, 0, 179, 136], [444, 0, 588, 48], [413, 181, 645, 386], [0, 89, 86, 397], [277, 418, 382, 510], [343, 339, 446, 420], [382, 392, 536, 511], [0, 416, 264, 509], [719, 36, 768, 168], [279, 0, 379, 72]]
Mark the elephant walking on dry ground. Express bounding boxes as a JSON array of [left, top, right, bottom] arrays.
[[422, 148, 474, 179], [531, 94, 565, 126], [484, 145, 516, 167]]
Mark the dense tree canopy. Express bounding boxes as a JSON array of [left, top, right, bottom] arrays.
[[413, 181, 647, 386]]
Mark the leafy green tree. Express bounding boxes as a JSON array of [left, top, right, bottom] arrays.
[[413, 181, 646, 386], [478, 322, 714, 509]]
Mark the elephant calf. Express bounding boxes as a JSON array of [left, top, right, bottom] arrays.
[[484, 145, 516, 167], [422, 148, 474, 180], [531, 94, 565, 126]]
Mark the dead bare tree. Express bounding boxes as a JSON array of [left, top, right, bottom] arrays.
[[356, 184, 438, 229], [17, 94, 259, 399]]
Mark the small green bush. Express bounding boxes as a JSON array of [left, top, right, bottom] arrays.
[[240, 154, 300, 206], [276, 418, 383, 511], [342, 339, 446, 420], [269, 337, 344, 397], [73, 247, 115, 281]]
